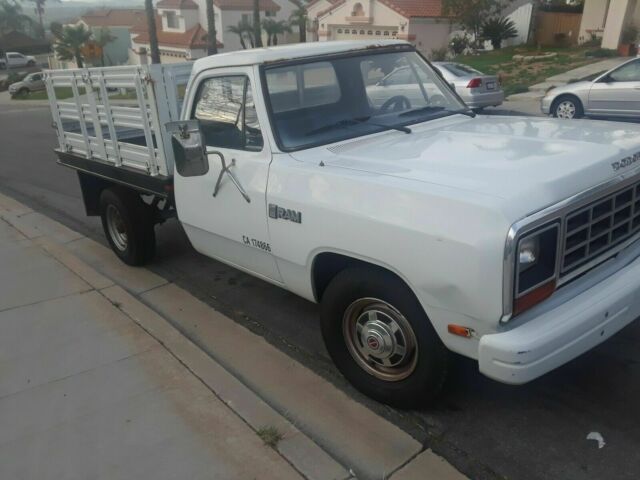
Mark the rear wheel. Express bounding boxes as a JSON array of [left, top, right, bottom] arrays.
[[321, 267, 448, 408], [553, 95, 583, 119], [99, 187, 156, 266]]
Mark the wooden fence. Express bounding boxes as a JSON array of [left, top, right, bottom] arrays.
[[534, 11, 583, 46]]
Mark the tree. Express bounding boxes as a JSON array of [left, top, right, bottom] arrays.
[[227, 20, 253, 49], [442, 0, 513, 46], [289, 0, 307, 43], [205, 0, 218, 55], [29, 0, 45, 36], [262, 18, 291, 46], [252, 0, 263, 47], [144, 0, 160, 64], [53, 24, 91, 68], [0, 0, 35, 37], [482, 16, 517, 49], [93, 27, 116, 66]]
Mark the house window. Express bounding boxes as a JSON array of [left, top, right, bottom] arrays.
[[166, 11, 179, 29], [359, 30, 365, 34], [337, 28, 343, 33], [383, 31, 389, 36], [241, 13, 252, 24], [265, 10, 276, 17], [392, 31, 397, 36], [367, 30, 372, 35], [375, 31, 381, 35], [351, 29, 357, 34], [351, 2, 365, 17]]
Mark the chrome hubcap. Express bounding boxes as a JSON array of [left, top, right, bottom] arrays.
[[557, 101, 576, 119], [343, 298, 418, 382], [106, 205, 128, 251]]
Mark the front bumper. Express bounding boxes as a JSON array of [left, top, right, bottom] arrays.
[[540, 95, 553, 115], [479, 251, 640, 384]]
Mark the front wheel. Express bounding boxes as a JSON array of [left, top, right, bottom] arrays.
[[99, 187, 156, 266], [553, 95, 583, 119], [321, 267, 448, 408]]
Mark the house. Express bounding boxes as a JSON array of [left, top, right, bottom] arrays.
[[76, 9, 147, 66], [129, 0, 294, 64], [305, 0, 455, 56], [579, 0, 640, 49]]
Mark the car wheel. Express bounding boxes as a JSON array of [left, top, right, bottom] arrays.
[[99, 187, 156, 266], [13, 88, 29, 98], [27, 60, 35, 67], [553, 95, 583, 119], [320, 267, 449, 409]]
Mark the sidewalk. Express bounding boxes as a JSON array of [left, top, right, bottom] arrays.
[[0, 203, 303, 479], [0, 192, 469, 480]]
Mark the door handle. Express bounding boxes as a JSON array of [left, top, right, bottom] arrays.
[[211, 151, 251, 203]]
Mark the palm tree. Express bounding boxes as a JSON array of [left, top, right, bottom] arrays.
[[205, 0, 218, 55], [144, 0, 161, 64], [93, 27, 116, 66], [289, 0, 307, 43], [29, 0, 45, 36], [0, 0, 35, 37], [252, 0, 263, 47], [262, 19, 291, 46], [53, 24, 92, 68], [227, 20, 253, 49]]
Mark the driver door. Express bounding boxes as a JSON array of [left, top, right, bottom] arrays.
[[589, 59, 640, 116], [174, 67, 282, 283]]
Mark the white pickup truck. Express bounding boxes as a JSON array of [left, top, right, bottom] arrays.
[[45, 41, 640, 408]]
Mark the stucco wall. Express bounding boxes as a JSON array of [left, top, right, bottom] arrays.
[[602, 0, 636, 48], [579, 0, 610, 43], [408, 19, 452, 57]]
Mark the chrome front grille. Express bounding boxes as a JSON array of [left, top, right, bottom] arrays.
[[562, 181, 640, 274]]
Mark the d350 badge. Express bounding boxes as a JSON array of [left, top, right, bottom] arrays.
[[612, 152, 640, 172], [268, 204, 302, 224]]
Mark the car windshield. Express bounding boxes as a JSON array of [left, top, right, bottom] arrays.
[[263, 49, 465, 151]]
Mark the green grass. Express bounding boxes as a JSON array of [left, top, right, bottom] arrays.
[[454, 45, 607, 97], [12, 87, 73, 101]]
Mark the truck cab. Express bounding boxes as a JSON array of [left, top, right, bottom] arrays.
[[46, 41, 640, 408]]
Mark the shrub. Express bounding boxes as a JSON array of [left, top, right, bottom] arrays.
[[482, 17, 518, 49], [621, 24, 638, 44], [585, 48, 617, 58], [430, 47, 448, 61], [449, 34, 469, 55]]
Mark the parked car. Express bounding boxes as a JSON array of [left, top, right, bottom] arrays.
[[433, 62, 504, 111], [0, 52, 37, 69], [45, 41, 640, 408], [8, 71, 45, 97], [542, 57, 640, 119], [365, 65, 446, 110]]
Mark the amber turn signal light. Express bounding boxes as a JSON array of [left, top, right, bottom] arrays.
[[513, 281, 556, 316], [448, 324, 474, 338]]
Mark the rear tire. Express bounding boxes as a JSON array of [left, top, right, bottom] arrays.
[[320, 267, 448, 409], [99, 187, 156, 266], [27, 60, 35, 67], [552, 95, 583, 119]]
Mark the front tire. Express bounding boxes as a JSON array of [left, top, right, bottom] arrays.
[[553, 95, 583, 119], [321, 267, 448, 408], [99, 187, 156, 266]]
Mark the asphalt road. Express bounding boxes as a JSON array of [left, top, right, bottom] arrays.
[[2, 104, 640, 480]]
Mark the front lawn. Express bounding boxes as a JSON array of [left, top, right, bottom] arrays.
[[454, 46, 615, 96]]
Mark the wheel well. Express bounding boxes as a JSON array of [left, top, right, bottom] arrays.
[[552, 93, 582, 111], [312, 252, 411, 302]]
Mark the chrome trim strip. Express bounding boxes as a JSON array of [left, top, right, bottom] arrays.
[[501, 165, 640, 323], [514, 223, 561, 299]]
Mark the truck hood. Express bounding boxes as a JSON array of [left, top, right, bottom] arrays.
[[291, 115, 640, 220]]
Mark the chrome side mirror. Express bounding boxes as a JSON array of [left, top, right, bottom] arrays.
[[166, 120, 209, 177]]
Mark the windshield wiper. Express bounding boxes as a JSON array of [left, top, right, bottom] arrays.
[[305, 117, 411, 137], [399, 106, 476, 118]]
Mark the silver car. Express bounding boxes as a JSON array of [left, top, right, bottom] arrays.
[[432, 62, 504, 111], [8, 71, 46, 97], [542, 57, 640, 119]]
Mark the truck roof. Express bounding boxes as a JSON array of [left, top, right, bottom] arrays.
[[192, 40, 410, 72]]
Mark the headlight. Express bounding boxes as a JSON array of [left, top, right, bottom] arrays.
[[513, 223, 560, 316]]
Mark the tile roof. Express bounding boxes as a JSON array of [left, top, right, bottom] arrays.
[[80, 9, 147, 28], [314, 0, 448, 19], [214, 0, 281, 12], [132, 18, 223, 49], [157, 0, 199, 9]]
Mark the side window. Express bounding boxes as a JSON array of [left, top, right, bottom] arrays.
[[609, 61, 640, 82], [384, 68, 411, 86], [193, 75, 263, 151]]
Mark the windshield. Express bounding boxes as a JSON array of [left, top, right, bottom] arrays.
[[263, 49, 465, 151]]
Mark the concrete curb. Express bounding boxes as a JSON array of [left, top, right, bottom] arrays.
[[0, 191, 468, 480]]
